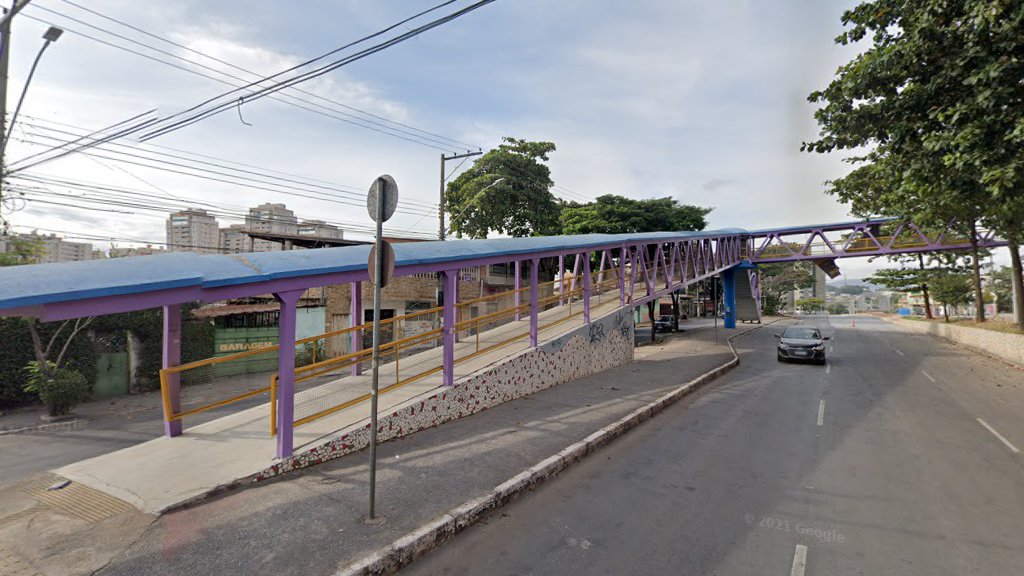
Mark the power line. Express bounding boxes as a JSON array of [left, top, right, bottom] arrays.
[[138, 0, 499, 141], [9, 0, 492, 171], [8, 172, 440, 238], [15, 117, 440, 211], [15, 11, 464, 156], [49, 0, 481, 151], [13, 128, 440, 217]]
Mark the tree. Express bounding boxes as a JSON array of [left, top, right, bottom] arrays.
[[758, 262, 815, 315], [826, 302, 849, 315], [930, 271, 974, 322], [445, 137, 561, 239], [0, 234, 44, 266], [803, 1, 1013, 324], [837, 285, 865, 296], [1, 236, 93, 415], [795, 297, 825, 312], [992, 266, 1014, 314], [560, 195, 712, 235]]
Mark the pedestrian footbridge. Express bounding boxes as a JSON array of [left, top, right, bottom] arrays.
[[0, 218, 1005, 512]]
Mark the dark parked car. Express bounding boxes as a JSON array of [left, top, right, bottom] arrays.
[[776, 326, 830, 364], [654, 315, 678, 332]]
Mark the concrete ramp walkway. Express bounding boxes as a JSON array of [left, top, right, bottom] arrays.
[[57, 294, 630, 514]]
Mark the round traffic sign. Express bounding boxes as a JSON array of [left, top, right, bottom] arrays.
[[367, 175, 399, 223]]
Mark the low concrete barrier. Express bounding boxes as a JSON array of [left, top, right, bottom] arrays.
[[892, 317, 1024, 368]]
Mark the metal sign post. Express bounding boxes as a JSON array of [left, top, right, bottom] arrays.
[[366, 174, 397, 521]]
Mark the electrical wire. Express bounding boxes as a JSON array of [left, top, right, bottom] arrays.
[[138, 0, 499, 141], [14, 12, 462, 159], [16, 118, 440, 212], [49, 0, 481, 151]]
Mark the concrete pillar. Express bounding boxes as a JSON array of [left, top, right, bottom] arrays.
[[723, 268, 736, 329], [162, 304, 182, 438], [274, 290, 303, 459]]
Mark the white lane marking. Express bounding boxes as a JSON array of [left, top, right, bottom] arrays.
[[977, 418, 1021, 454], [790, 544, 808, 576], [921, 370, 936, 383], [825, 363, 831, 375], [895, 349, 905, 357], [817, 400, 825, 426]]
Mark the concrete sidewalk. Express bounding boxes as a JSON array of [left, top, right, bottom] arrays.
[[0, 321, 765, 576], [54, 292, 630, 514], [92, 322, 761, 576]]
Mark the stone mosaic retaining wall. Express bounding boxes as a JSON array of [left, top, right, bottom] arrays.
[[893, 317, 1024, 368], [253, 308, 636, 481]]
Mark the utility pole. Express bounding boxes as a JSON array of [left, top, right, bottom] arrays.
[[438, 150, 482, 241], [0, 1, 37, 231], [436, 150, 481, 313]]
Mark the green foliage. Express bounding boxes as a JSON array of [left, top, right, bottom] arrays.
[[826, 303, 849, 315], [22, 360, 57, 393], [866, 268, 929, 293], [930, 271, 974, 321], [796, 297, 825, 312], [445, 137, 561, 238], [561, 195, 711, 235], [24, 367, 90, 416], [805, 0, 1024, 322], [0, 318, 97, 409], [836, 285, 865, 296], [993, 266, 1014, 313], [0, 235, 45, 266], [757, 262, 815, 315]]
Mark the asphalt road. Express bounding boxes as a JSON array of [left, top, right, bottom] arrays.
[[403, 315, 1024, 576]]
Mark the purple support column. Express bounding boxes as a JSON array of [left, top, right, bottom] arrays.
[[162, 304, 182, 437], [349, 281, 362, 376], [558, 254, 565, 306], [274, 290, 303, 459], [619, 246, 626, 306], [514, 260, 522, 321], [530, 258, 539, 346], [583, 252, 592, 323], [443, 270, 458, 386]]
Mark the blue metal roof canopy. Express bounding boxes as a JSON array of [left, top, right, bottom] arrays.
[[0, 229, 749, 311]]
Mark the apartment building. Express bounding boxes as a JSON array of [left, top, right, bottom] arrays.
[[166, 208, 219, 254]]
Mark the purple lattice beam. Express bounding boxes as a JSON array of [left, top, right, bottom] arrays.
[[749, 218, 1007, 264]]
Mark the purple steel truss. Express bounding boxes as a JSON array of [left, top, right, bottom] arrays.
[[748, 218, 1007, 264]]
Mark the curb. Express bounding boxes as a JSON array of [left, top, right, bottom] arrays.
[[334, 320, 779, 576], [0, 418, 86, 436], [877, 315, 1024, 371]]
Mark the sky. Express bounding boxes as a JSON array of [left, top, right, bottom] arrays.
[[2, 0, 1004, 279]]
